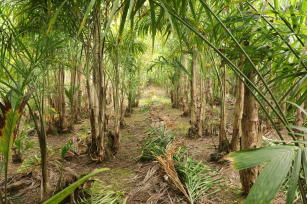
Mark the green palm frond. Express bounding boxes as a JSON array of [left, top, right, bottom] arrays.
[[228, 145, 306, 204], [43, 168, 109, 204]]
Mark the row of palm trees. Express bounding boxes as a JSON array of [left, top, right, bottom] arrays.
[[0, 0, 306, 203]]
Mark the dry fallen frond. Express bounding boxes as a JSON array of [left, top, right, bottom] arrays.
[[140, 164, 160, 185], [155, 141, 191, 203]]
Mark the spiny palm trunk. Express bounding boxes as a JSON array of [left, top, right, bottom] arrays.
[[239, 72, 260, 195], [188, 48, 202, 137], [230, 78, 244, 151], [218, 64, 229, 152]]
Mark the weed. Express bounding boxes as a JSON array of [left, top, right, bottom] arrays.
[[61, 141, 74, 159], [18, 154, 41, 173], [139, 105, 151, 113], [12, 130, 35, 162]]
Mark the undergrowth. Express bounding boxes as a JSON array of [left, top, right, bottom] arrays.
[[139, 105, 151, 113], [140, 127, 174, 161], [61, 140, 74, 159], [77, 180, 127, 204], [140, 127, 221, 203], [175, 155, 221, 203], [18, 154, 41, 173]]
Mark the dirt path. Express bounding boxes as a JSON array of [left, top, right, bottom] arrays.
[[84, 87, 243, 203], [136, 99, 243, 204], [6, 88, 244, 204]]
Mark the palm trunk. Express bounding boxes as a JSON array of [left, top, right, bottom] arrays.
[[56, 64, 66, 133], [171, 78, 180, 108], [84, 44, 97, 148], [206, 79, 213, 106], [119, 87, 125, 127], [39, 73, 49, 199], [70, 58, 82, 125], [87, 4, 108, 161], [38, 98, 48, 199], [218, 64, 229, 152], [76, 61, 83, 117], [188, 48, 202, 137], [182, 55, 190, 117], [28, 97, 49, 199], [112, 47, 120, 154], [70, 62, 76, 124], [230, 78, 244, 151], [127, 90, 133, 115], [200, 75, 206, 133], [239, 72, 260, 195]]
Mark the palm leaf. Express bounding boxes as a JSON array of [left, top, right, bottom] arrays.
[[47, 0, 68, 35], [118, 0, 131, 38], [227, 146, 298, 170], [148, 0, 157, 48], [286, 149, 301, 204], [78, 0, 97, 35], [0, 109, 19, 161], [287, 126, 307, 134], [228, 145, 307, 204], [43, 168, 109, 204], [303, 149, 307, 184], [286, 101, 307, 116], [246, 149, 294, 204]]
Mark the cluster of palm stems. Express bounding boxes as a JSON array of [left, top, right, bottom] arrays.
[[0, 0, 306, 203]]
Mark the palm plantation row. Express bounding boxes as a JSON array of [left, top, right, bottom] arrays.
[[0, 0, 306, 203]]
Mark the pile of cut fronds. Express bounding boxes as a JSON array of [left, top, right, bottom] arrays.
[[175, 155, 221, 203], [156, 141, 190, 200], [77, 180, 127, 204], [140, 127, 174, 161], [140, 127, 221, 203]]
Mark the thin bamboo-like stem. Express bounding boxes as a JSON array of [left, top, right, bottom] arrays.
[[198, 0, 295, 139], [266, 1, 305, 47], [156, 1, 287, 140], [247, 2, 307, 71]]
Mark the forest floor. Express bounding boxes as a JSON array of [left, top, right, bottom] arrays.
[[4, 86, 289, 204]]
